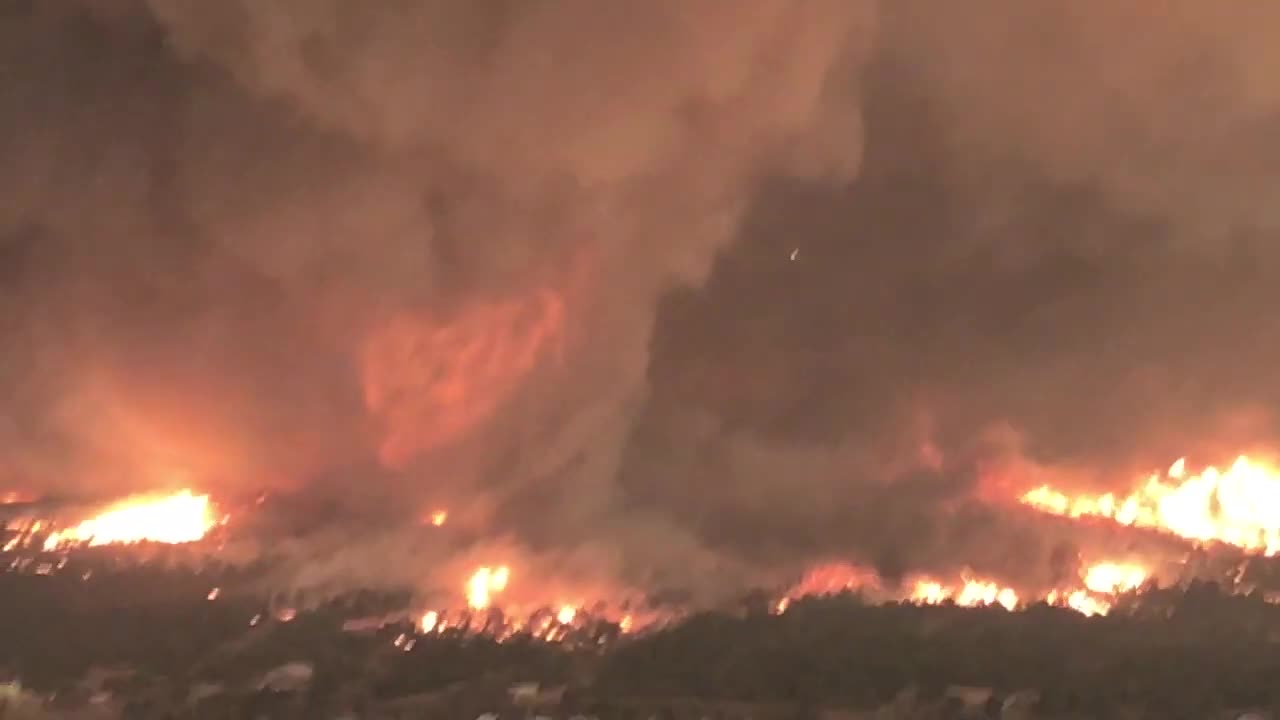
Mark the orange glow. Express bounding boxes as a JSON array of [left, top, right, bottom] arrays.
[[0, 491, 32, 505], [785, 562, 884, 598], [466, 565, 510, 610], [1021, 455, 1280, 555], [363, 290, 565, 467], [42, 490, 217, 550], [556, 605, 577, 624], [427, 510, 448, 527]]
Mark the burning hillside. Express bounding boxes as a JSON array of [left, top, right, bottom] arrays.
[[5, 452, 1280, 633], [1022, 455, 1280, 556]]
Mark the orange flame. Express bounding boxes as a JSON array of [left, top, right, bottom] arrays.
[[43, 490, 217, 550], [427, 510, 448, 527], [910, 577, 1019, 610], [466, 565, 510, 610], [363, 291, 565, 467], [1021, 455, 1280, 555]]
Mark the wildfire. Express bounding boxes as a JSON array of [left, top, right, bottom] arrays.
[[1021, 455, 1280, 555], [910, 578, 1019, 611], [42, 490, 218, 550], [466, 565, 510, 610], [774, 559, 1157, 619], [1047, 589, 1112, 617], [1082, 562, 1147, 595], [420, 610, 439, 633]]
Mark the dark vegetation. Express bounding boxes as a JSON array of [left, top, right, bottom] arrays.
[[4, 562, 1280, 717], [601, 583, 1280, 717]]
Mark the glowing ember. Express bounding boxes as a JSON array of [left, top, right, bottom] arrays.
[[1021, 456, 1280, 555], [206, 587, 220, 601], [556, 605, 577, 625], [42, 490, 217, 550], [1082, 562, 1147, 595], [428, 510, 448, 527], [466, 565, 510, 610]]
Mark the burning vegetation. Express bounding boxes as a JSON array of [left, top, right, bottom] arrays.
[[1021, 455, 1280, 555], [8, 453, 1280, 634]]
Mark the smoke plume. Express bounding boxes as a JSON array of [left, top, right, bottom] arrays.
[[619, 1, 1280, 587], [7, 0, 1280, 602], [0, 0, 872, 597]]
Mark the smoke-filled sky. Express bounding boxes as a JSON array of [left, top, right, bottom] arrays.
[[4, 1, 1280, 595]]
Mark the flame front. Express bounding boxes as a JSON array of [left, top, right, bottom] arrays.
[[1021, 455, 1280, 555], [42, 490, 217, 550]]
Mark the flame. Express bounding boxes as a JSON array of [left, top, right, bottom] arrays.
[[910, 578, 1019, 611], [556, 605, 577, 625], [773, 560, 1156, 618], [363, 290, 565, 467], [427, 510, 448, 527], [1047, 589, 1111, 617], [1082, 562, 1147, 595], [1021, 455, 1280, 555], [42, 490, 217, 550], [466, 565, 510, 610], [420, 611, 439, 633]]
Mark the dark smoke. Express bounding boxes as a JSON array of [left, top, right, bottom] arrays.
[[5, 1, 1280, 602]]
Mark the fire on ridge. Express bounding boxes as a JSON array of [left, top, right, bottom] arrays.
[[1021, 455, 1280, 555]]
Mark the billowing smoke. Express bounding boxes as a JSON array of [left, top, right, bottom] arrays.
[[0, 1, 873, 598], [6, 0, 1280, 604], [620, 1, 1280, 587]]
